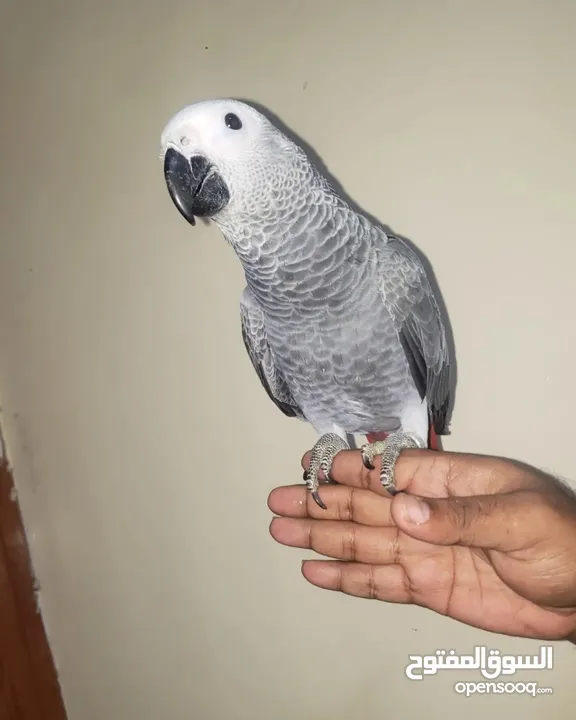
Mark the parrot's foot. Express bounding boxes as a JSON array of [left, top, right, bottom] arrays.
[[360, 431, 424, 495], [303, 433, 350, 510]]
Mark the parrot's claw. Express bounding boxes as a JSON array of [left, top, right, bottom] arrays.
[[360, 431, 424, 494], [361, 440, 387, 470], [311, 491, 327, 511], [303, 433, 350, 509]]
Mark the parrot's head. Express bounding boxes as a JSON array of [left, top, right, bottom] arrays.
[[160, 98, 314, 232]]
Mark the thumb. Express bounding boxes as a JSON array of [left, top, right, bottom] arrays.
[[391, 490, 550, 552]]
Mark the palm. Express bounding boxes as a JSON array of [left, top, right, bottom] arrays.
[[269, 448, 576, 641], [397, 534, 568, 639], [381, 450, 576, 639]]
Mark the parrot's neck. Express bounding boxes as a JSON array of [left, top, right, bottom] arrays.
[[215, 193, 379, 318]]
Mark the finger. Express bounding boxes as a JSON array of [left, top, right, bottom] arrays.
[[301, 448, 415, 497], [391, 489, 555, 552], [301, 560, 411, 603], [269, 517, 400, 564], [268, 484, 393, 526], [302, 448, 452, 497], [302, 448, 545, 499]]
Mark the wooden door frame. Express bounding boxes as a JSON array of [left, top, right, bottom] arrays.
[[0, 449, 68, 719]]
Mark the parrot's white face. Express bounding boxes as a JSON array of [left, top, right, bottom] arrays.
[[161, 100, 286, 224], [161, 99, 273, 164], [160, 99, 309, 230]]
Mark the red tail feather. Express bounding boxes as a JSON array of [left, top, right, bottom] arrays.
[[366, 432, 388, 444], [428, 427, 440, 451]]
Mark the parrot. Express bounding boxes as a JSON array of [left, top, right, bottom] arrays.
[[159, 98, 455, 509]]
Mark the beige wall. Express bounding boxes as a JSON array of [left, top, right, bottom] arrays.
[[1, 1, 576, 717]]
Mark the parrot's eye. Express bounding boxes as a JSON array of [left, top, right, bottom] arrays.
[[225, 113, 242, 130]]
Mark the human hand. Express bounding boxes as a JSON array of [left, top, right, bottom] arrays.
[[268, 449, 576, 641]]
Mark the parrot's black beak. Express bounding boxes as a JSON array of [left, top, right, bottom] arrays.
[[163, 149, 230, 227]]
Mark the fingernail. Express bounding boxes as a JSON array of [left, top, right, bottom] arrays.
[[401, 496, 430, 525]]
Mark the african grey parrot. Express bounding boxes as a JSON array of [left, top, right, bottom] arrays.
[[160, 99, 454, 509]]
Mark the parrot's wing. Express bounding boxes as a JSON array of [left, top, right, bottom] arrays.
[[380, 235, 452, 434], [239, 288, 304, 419]]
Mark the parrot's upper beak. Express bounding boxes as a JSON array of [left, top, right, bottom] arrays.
[[163, 148, 230, 226]]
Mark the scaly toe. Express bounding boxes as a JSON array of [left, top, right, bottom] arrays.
[[378, 431, 423, 493], [303, 432, 350, 508], [360, 440, 387, 471]]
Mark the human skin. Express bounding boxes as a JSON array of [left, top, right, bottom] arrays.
[[268, 449, 576, 641]]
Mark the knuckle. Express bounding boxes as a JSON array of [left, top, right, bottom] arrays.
[[445, 454, 462, 492], [343, 487, 359, 522], [334, 564, 344, 592], [444, 496, 489, 535], [358, 465, 373, 490], [307, 522, 318, 551], [341, 526, 358, 561], [401, 567, 415, 603], [366, 565, 377, 600], [357, 457, 381, 491], [444, 497, 469, 530], [390, 529, 402, 564]]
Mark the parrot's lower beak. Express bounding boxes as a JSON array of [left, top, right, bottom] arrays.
[[163, 149, 230, 226]]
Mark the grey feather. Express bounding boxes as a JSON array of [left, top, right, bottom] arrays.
[[379, 235, 452, 434], [161, 99, 456, 444], [239, 288, 304, 419]]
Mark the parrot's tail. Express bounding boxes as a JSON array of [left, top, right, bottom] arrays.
[[366, 428, 441, 451], [366, 432, 389, 444], [428, 427, 440, 451]]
